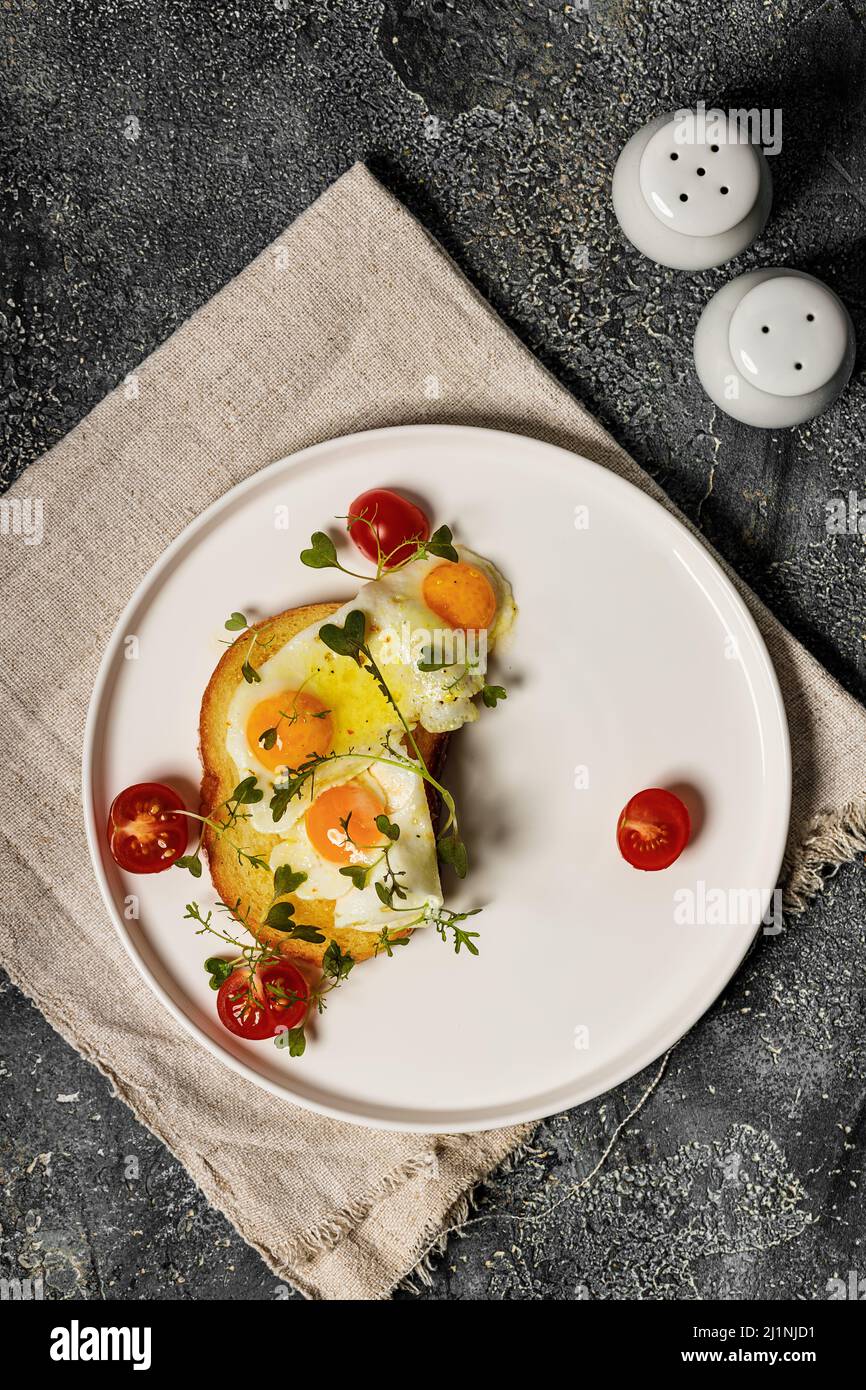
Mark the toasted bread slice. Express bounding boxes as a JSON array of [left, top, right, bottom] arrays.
[[199, 602, 447, 966]]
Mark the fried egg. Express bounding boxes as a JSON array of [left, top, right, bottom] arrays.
[[269, 762, 443, 932]]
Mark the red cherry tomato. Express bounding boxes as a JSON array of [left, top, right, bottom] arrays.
[[616, 788, 691, 872], [257, 961, 309, 1031], [347, 488, 430, 567], [216, 963, 309, 1040], [107, 782, 188, 874], [217, 968, 274, 1040]]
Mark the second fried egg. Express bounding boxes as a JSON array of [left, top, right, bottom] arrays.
[[269, 762, 443, 932]]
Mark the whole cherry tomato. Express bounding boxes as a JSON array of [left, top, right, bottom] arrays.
[[347, 488, 430, 567]]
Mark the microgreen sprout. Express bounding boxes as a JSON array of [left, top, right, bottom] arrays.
[[185, 891, 355, 1054], [175, 776, 269, 878], [301, 518, 457, 582], [338, 812, 407, 903], [481, 684, 507, 708], [222, 612, 274, 684]]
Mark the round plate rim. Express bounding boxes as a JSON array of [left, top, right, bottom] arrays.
[[82, 423, 792, 1133]]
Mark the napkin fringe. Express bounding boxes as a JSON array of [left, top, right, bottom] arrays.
[[399, 1190, 476, 1292], [284, 1148, 442, 1263], [397, 1135, 543, 1294], [784, 800, 866, 914]]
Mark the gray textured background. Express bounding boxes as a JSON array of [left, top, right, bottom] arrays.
[[1, 0, 864, 1301]]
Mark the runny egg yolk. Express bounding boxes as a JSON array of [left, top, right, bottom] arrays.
[[305, 782, 386, 863], [422, 561, 497, 631], [246, 690, 333, 773]]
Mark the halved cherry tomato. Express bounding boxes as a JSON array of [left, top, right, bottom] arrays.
[[107, 781, 188, 874], [216, 963, 309, 1040], [616, 788, 691, 872], [347, 488, 429, 567], [258, 961, 309, 1031], [217, 968, 275, 1040]]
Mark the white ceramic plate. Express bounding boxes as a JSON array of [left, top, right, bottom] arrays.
[[83, 425, 790, 1132]]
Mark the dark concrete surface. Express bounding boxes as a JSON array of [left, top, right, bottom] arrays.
[[1, 0, 864, 1301]]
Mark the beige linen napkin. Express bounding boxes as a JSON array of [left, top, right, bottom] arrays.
[[1, 164, 864, 1301]]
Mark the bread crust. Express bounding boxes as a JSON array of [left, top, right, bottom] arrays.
[[198, 603, 447, 966]]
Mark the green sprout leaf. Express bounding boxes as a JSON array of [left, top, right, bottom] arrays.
[[259, 727, 278, 750], [426, 524, 458, 562], [224, 612, 248, 631], [322, 941, 355, 982], [175, 853, 202, 878], [375, 813, 400, 842], [241, 658, 261, 684], [437, 830, 468, 879], [318, 609, 366, 658], [273, 865, 308, 898], [451, 925, 480, 955], [269, 761, 318, 822], [339, 863, 370, 891], [204, 957, 234, 990], [270, 786, 292, 823], [275, 1026, 307, 1055], [285, 924, 326, 944], [481, 684, 507, 708], [417, 653, 457, 672], [232, 777, 263, 806], [265, 901, 297, 930], [300, 532, 339, 569]]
